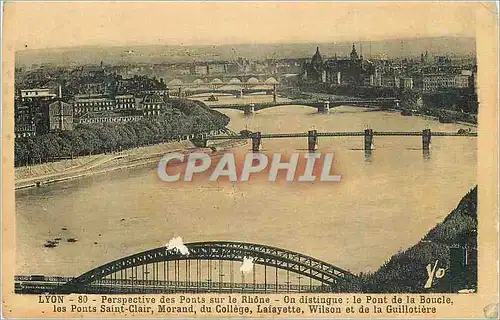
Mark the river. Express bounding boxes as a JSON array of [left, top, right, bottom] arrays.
[[15, 94, 477, 277]]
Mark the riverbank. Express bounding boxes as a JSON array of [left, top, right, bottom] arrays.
[[353, 186, 478, 293], [380, 108, 477, 128], [15, 138, 248, 190]]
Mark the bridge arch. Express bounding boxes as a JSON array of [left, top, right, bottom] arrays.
[[192, 78, 205, 85], [228, 78, 242, 84], [247, 77, 259, 84], [62, 241, 354, 291], [168, 79, 183, 86], [210, 78, 223, 84], [264, 77, 278, 84]]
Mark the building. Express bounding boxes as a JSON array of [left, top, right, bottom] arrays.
[[303, 47, 325, 83], [73, 96, 115, 116], [20, 88, 57, 101], [141, 93, 167, 117], [208, 63, 227, 74], [15, 88, 58, 137], [423, 73, 471, 92], [381, 75, 400, 88], [76, 111, 143, 124], [14, 103, 36, 138], [115, 95, 136, 110], [194, 65, 208, 75], [303, 46, 375, 86], [48, 101, 73, 131], [400, 77, 414, 90]]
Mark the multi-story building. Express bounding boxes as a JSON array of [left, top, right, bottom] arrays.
[[20, 88, 57, 101], [115, 95, 136, 110], [400, 77, 414, 90], [73, 96, 115, 116], [48, 101, 73, 131], [14, 103, 36, 138], [15, 88, 58, 137], [75, 111, 143, 124], [141, 94, 167, 117], [194, 65, 208, 75], [208, 63, 226, 74], [381, 75, 400, 88], [423, 73, 471, 92]]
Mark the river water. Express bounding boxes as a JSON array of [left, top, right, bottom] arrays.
[[15, 94, 477, 277]]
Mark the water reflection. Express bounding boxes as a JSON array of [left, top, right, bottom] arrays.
[[364, 149, 373, 162], [423, 149, 431, 161]]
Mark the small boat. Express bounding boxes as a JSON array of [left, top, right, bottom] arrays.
[[44, 241, 57, 248], [439, 115, 453, 123], [67, 238, 78, 243], [457, 128, 472, 135], [400, 109, 413, 116]]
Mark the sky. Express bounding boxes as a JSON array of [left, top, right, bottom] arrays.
[[4, 2, 480, 51]]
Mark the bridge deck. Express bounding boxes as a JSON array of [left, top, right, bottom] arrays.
[[208, 99, 398, 109], [207, 131, 477, 140], [15, 277, 328, 294]]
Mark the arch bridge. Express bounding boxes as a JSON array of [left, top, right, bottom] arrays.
[[169, 82, 279, 99], [16, 241, 357, 294]]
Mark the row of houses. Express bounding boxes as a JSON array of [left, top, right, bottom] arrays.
[[15, 88, 171, 138]]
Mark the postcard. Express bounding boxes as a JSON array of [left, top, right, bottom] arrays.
[[2, 1, 498, 318]]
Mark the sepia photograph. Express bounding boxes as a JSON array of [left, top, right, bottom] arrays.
[[1, 1, 498, 318]]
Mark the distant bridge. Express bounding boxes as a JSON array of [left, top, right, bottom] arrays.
[[169, 83, 278, 99], [207, 98, 400, 114], [15, 241, 356, 294], [197, 129, 477, 152]]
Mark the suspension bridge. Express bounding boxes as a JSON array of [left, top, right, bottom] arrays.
[[193, 129, 477, 152]]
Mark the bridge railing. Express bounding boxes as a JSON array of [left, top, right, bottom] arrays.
[[15, 277, 330, 294], [206, 130, 477, 140]]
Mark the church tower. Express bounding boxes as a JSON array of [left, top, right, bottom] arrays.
[[308, 47, 324, 83], [350, 44, 359, 60], [311, 47, 323, 68]]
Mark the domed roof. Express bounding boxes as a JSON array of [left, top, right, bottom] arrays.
[[311, 47, 323, 66]]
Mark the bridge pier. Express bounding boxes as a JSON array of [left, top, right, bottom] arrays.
[[364, 129, 373, 150], [236, 88, 243, 98], [244, 104, 255, 115], [273, 84, 277, 103], [422, 129, 431, 150], [318, 101, 330, 113], [178, 87, 182, 98], [308, 130, 318, 152], [251, 132, 261, 152]]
